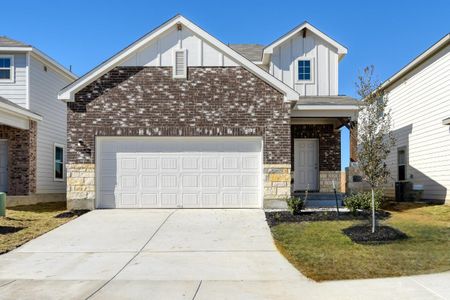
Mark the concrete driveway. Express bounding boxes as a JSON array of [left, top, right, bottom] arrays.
[[0, 209, 448, 300], [0, 209, 306, 299]]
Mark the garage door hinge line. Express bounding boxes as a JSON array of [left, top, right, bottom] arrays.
[[85, 209, 178, 299]]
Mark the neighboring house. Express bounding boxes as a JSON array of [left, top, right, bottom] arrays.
[[0, 37, 77, 206], [58, 15, 360, 210], [382, 34, 450, 204]]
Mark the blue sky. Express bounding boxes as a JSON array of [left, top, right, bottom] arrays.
[[2, 0, 449, 169]]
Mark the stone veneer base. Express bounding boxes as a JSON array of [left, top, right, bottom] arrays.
[[319, 171, 341, 193], [264, 164, 291, 200], [66, 164, 96, 210]]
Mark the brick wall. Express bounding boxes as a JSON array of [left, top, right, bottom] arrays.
[[0, 121, 37, 195], [67, 67, 291, 165], [291, 124, 341, 171]]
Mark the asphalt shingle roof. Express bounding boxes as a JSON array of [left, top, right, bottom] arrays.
[[229, 44, 264, 61], [295, 96, 361, 106], [0, 36, 29, 47]]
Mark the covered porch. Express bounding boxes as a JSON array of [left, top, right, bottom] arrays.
[[0, 96, 41, 195], [290, 96, 360, 196]]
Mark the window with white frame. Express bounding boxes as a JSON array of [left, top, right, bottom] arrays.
[[397, 147, 407, 181], [173, 49, 187, 78], [0, 56, 13, 81], [54, 144, 64, 181], [296, 59, 312, 81]]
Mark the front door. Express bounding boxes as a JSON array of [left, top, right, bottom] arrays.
[[0, 141, 7, 192], [294, 139, 318, 191]]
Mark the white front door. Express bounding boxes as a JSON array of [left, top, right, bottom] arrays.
[[96, 137, 263, 209], [0, 141, 7, 192], [294, 139, 318, 191]]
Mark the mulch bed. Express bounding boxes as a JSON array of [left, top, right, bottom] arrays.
[[54, 210, 89, 219], [265, 210, 390, 227], [342, 225, 408, 244], [0, 226, 24, 234]]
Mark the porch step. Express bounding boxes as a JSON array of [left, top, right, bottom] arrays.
[[264, 193, 346, 209]]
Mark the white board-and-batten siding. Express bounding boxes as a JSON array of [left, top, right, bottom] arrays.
[[0, 53, 27, 107], [121, 26, 239, 67], [29, 55, 73, 194], [384, 45, 450, 203], [269, 32, 339, 96]]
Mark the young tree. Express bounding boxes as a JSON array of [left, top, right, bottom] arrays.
[[354, 66, 395, 233]]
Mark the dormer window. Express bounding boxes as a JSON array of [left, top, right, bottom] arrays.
[[173, 49, 187, 79], [0, 56, 14, 82], [296, 59, 313, 82]]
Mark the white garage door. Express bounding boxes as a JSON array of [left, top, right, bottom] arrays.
[[96, 137, 262, 208]]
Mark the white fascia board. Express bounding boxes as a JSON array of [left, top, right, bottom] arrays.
[[58, 15, 299, 102], [295, 104, 360, 111], [0, 47, 33, 52], [31, 49, 77, 81], [0, 46, 77, 81], [0, 101, 43, 121], [379, 34, 450, 92], [263, 22, 348, 56]]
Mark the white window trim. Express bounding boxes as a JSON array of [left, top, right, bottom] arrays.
[[172, 49, 187, 79], [54, 143, 64, 182], [295, 57, 314, 84], [0, 55, 15, 83]]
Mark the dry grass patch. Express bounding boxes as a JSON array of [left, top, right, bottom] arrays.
[[0, 202, 86, 254], [270, 203, 450, 281]]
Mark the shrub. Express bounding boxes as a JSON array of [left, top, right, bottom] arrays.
[[344, 190, 384, 213], [286, 196, 305, 215]]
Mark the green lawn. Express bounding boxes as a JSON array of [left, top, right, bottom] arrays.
[[0, 202, 84, 254], [271, 203, 450, 281]]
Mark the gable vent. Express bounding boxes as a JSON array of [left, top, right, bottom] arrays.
[[173, 49, 187, 78]]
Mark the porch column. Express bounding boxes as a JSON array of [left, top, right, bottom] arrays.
[[350, 121, 358, 162]]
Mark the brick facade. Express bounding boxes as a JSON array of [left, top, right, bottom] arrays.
[[67, 66, 291, 164], [0, 121, 37, 195], [291, 124, 341, 171]]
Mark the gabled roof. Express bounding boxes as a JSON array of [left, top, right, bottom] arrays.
[[263, 22, 347, 62], [0, 36, 30, 47], [58, 15, 299, 102], [380, 33, 450, 91], [0, 36, 77, 81], [229, 44, 264, 61]]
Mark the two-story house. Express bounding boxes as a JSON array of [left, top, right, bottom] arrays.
[[0, 37, 76, 206], [381, 34, 450, 204], [58, 15, 360, 210]]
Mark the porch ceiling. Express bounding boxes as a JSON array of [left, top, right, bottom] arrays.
[[291, 96, 361, 119], [0, 96, 42, 130]]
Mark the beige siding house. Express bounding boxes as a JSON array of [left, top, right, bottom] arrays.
[[383, 34, 450, 204]]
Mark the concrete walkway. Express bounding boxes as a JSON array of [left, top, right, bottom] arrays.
[[0, 209, 448, 299]]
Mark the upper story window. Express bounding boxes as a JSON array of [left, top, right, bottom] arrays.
[[297, 59, 312, 81], [0, 56, 14, 82], [173, 49, 187, 79]]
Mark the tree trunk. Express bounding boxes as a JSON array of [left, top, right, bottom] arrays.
[[371, 188, 376, 233]]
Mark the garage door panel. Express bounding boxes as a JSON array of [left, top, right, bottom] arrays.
[[181, 174, 199, 188], [201, 193, 219, 207], [97, 138, 262, 209], [202, 174, 219, 188], [161, 193, 178, 207], [161, 175, 178, 188], [142, 175, 158, 188], [182, 193, 200, 207], [141, 193, 158, 208]]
